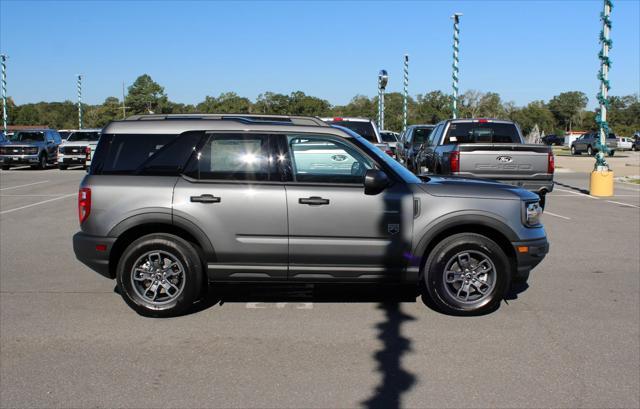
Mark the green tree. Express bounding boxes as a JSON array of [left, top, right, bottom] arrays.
[[548, 91, 588, 131], [125, 74, 169, 115], [510, 100, 555, 135], [415, 91, 452, 124]]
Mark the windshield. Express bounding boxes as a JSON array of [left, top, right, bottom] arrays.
[[338, 127, 421, 183], [380, 132, 398, 143], [10, 131, 45, 142], [327, 120, 377, 143], [67, 131, 100, 142], [444, 122, 521, 144]]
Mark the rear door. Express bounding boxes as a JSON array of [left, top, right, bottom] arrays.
[[281, 133, 413, 281], [173, 132, 288, 280]]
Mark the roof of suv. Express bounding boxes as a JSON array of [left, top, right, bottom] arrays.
[[102, 114, 351, 136]]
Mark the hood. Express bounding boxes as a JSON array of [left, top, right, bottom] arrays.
[[0, 140, 43, 147], [418, 175, 540, 201]]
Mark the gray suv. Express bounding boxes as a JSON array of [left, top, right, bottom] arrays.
[[73, 114, 549, 317]]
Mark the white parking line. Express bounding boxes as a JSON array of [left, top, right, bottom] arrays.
[[0, 180, 50, 191], [0, 193, 76, 215], [606, 200, 640, 209], [554, 188, 599, 199], [544, 211, 571, 220], [0, 194, 75, 197]]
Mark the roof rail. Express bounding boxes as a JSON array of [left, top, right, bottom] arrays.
[[124, 114, 328, 127]]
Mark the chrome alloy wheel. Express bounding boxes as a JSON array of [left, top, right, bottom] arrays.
[[131, 251, 186, 305], [442, 250, 497, 304]]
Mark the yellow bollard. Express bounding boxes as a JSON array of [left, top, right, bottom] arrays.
[[589, 170, 614, 197]]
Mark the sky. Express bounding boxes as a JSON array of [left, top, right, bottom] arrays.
[[1, 0, 639, 109]]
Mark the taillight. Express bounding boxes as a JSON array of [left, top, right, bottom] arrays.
[[85, 146, 91, 159], [333, 117, 343, 121], [477, 118, 489, 123], [548, 152, 555, 174], [450, 150, 460, 173], [78, 187, 91, 224]]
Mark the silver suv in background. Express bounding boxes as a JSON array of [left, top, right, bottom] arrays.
[[0, 129, 62, 170], [58, 129, 101, 170], [73, 114, 548, 318]]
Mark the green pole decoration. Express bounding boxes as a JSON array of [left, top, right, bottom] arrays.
[[594, 0, 613, 170]]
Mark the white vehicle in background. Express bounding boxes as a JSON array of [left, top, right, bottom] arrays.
[[616, 137, 634, 151], [320, 117, 393, 156], [58, 129, 101, 170], [380, 130, 400, 158]]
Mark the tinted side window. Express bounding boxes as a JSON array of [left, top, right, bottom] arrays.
[[52, 132, 62, 143], [287, 135, 373, 184], [184, 133, 274, 181], [91, 133, 179, 175], [428, 124, 444, 146]]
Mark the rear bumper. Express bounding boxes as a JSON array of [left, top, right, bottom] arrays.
[[497, 179, 554, 195], [512, 237, 549, 278], [58, 155, 86, 164], [73, 232, 117, 279]]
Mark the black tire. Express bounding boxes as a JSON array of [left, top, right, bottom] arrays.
[[422, 233, 511, 316], [1, 165, 10, 170], [632, 145, 637, 152], [571, 145, 580, 155], [116, 233, 204, 318], [587, 146, 593, 156], [58, 164, 68, 170], [608, 150, 615, 157], [539, 192, 546, 210], [32, 154, 47, 169]]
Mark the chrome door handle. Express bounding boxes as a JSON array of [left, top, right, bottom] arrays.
[[299, 196, 330, 205], [190, 194, 221, 203]]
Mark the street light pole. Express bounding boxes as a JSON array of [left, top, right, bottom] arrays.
[[377, 70, 388, 131], [590, 0, 614, 197], [1, 54, 7, 133], [403, 54, 409, 132], [451, 13, 462, 119], [77, 74, 83, 129]]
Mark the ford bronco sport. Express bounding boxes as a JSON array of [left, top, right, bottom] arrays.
[[73, 114, 549, 317]]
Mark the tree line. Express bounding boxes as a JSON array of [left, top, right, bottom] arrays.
[[5, 74, 640, 137]]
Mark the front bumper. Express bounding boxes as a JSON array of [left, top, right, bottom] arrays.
[[512, 237, 549, 279], [0, 154, 40, 165], [58, 155, 86, 164], [73, 232, 117, 279]]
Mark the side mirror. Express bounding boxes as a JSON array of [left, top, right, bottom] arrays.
[[364, 169, 390, 195]]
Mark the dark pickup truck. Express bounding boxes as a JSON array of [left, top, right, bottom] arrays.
[[0, 129, 63, 170], [415, 119, 554, 207]]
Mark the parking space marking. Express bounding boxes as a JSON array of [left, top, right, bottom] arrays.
[[1, 194, 75, 197], [606, 200, 640, 209], [554, 188, 599, 199], [0, 193, 76, 215], [0, 180, 50, 191], [543, 211, 571, 220]]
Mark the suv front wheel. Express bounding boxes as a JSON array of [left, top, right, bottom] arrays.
[[116, 233, 204, 317], [423, 233, 510, 315]]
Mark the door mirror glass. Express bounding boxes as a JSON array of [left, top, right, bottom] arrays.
[[364, 169, 389, 195]]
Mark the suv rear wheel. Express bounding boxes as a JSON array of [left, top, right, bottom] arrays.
[[423, 233, 510, 315], [587, 146, 594, 156], [116, 233, 204, 317], [32, 153, 47, 169]]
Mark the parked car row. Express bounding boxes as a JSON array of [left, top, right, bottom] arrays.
[[0, 129, 101, 170]]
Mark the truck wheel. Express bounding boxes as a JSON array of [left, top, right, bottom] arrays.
[[571, 146, 580, 155], [58, 164, 68, 170], [33, 154, 47, 169], [539, 192, 546, 210], [608, 150, 615, 157], [1, 165, 10, 170], [587, 146, 593, 156], [116, 233, 204, 318], [423, 233, 510, 316]]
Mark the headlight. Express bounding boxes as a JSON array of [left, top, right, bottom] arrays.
[[524, 201, 542, 227]]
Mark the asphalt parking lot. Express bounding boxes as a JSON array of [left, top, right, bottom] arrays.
[[1, 163, 639, 408]]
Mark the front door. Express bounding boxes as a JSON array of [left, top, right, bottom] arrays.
[[282, 134, 413, 281], [173, 133, 288, 280]]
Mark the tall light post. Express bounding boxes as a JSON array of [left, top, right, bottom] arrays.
[[403, 54, 409, 132], [1, 54, 7, 133], [451, 12, 462, 119], [77, 74, 83, 129], [377, 69, 388, 131], [590, 0, 614, 196]]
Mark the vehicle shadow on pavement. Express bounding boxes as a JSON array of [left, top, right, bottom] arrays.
[[361, 302, 417, 409], [554, 180, 591, 195]]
